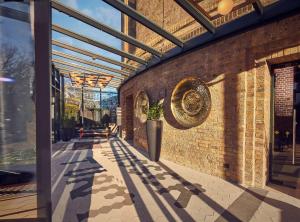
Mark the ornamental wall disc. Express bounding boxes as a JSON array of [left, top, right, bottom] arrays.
[[171, 77, 211, 128], [134, 91, 149, 123]]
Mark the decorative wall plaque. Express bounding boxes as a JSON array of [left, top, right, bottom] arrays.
[[134, 91, 149, 123], [171, 77, 211, 128]]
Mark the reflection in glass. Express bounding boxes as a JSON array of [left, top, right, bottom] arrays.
[[0, 1, 38, 220]]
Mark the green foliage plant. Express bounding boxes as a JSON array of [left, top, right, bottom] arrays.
[[147, 102, 163, 120]]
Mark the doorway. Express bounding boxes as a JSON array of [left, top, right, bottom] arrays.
[[271, 61, 300, 188]]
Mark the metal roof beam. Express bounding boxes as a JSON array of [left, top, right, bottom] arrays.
[[52, 50, 130, 77], [174, 0, 215, 33], [122, 0, 300, 88], [53, 59, 124, 80], [102, 0, 184, 48], [51, 0, 162, 57], [52, 39, 137, 71], [252, 0, 264, 15], [52, 24, 147, 65]]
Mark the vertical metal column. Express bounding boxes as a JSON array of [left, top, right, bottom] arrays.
[[293, 109, 296, 165], [269, 74, 275, 182], [34, 0, 52, 220], [99, 87, 102, 124], [81, 86, 84, 126], [60, 73, 65, 140], [60, 74, 65, 119]]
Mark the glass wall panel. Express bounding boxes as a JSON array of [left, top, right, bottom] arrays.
[[0, 1, 39, 220]]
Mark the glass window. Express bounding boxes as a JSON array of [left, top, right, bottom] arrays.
[[0, 1, 38, 220]]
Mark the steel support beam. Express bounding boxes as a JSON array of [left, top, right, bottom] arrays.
[[103, 0, 184, 48], [252, 0, 264, 15], [33, 0, 52, 219], [53, 59, 123, 80], [52, 24, 147, 65], [52, 50, 130, 77], [51, 0, 162, 57], [52, 39, 137, 71], [174, 0, 215, 33]]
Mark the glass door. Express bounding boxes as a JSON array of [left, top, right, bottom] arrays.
[[271, 63, 300, 188], [292, 65, 300, 165]]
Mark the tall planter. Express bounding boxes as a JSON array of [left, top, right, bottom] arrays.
[[146, 120, 163, 161]]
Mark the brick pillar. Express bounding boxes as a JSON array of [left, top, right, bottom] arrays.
[[254, 65, 267, 187], [244, 70, 256, 186], [243, 63, 271, 187]]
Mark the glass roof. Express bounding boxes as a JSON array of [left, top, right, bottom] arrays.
[[51, 0, 283, 90]]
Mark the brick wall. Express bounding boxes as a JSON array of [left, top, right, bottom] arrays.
[[274, 67, 294, 117], [274, 66, 294, 133], [120, 7, 300, 187]]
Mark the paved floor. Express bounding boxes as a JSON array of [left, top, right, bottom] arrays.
[[52, 137, 300, 222]]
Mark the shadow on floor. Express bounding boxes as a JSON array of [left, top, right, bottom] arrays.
[[51, 141, 104, 222], [121, 138, 300, 222], [107, 138, 242, 222]]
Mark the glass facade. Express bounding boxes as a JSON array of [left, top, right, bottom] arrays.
[[0, 1, 38, 220]]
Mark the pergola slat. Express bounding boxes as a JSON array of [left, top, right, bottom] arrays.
[[51, 0, 162, 57], [52, 24, 147, 65], [53, 59, 124, 80], [102, 0, 184, 48], [52, 39, 137, 71], [52, 50, 130, 77], [174, 0, 215, 34], [68, 86, 119, 92], [59, 70, 120, 88]]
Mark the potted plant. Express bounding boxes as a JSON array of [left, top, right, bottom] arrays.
[[146, 101, 163, 161]]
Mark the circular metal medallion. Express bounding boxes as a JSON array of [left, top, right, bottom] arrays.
[[134, 91, 149, 123], [171, 77, 211, 128]]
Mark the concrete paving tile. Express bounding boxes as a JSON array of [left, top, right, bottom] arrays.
[[52, 138, 300, 222]]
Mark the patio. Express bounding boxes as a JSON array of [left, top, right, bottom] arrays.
[[1, 0, 300, 221], [52, 138, 300, 222]]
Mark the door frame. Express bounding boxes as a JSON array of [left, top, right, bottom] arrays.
[[269, 60, 300, 183]]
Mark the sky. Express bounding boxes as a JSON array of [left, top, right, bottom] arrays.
[[52, 0, 123, 92]]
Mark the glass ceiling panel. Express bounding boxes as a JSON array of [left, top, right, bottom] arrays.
[[123, 0, 204, 53], [53, 0, 155, 70], [51, 0, 281, 78], [52, 54, 126, 78], [52, 31, 122, 65], [52, 45, 122, 70], [52, 10, 122, 57], [57, 0, 121, 30]]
